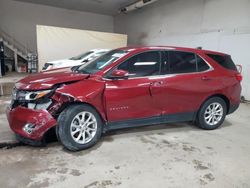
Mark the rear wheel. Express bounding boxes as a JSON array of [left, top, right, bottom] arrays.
[[57, 104, 103, 151], [196, 97, 227, 130]]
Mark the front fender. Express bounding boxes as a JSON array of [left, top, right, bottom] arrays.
[[50, 78, 106, 121]]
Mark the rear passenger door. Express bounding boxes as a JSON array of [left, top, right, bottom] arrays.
[[151, 50, 216, 115]]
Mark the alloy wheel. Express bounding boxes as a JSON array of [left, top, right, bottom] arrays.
[[204, 102, 224, 126], [70, 111, 97, 144]]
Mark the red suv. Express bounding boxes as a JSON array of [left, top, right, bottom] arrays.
[[6, 46, 242, 151]]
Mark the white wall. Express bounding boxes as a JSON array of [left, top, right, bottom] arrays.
[[114, 0, 250, 100], [37, 25, 127, 70], [0, 0, 114, 53]]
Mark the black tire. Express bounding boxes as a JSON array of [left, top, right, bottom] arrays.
[[55, 125, 61, 143], [57, 104, 103, 151], [196, 97, 227, 130]]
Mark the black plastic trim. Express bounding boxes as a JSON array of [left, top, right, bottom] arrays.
[[228, 104, 240, 114], [15, 134, 46, 146], [105, 112, 196, 131]]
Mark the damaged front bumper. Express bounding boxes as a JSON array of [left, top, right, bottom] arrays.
[[6, 106, 57, 141]]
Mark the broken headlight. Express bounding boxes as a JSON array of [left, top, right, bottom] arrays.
[[11, 89, 54, 110], [24, 90, 52, 101], [12, 89, 52, 101]]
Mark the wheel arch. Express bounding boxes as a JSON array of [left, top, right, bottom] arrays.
[[55, 101, 107, 123], [200, 94, 230, 114]]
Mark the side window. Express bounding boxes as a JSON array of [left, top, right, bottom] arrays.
[[169, 51, 197, 74], [117, 51, 161, 77], [197, 55, 210, 72]]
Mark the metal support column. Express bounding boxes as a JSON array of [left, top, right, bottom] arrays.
[[0, 41, 5, 77], [14, 49, 18, 72]]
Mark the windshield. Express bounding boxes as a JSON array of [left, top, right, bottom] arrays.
[[70, 51, 93, 60], [87, 51, 108, 61], [77, 50, 128, 74]]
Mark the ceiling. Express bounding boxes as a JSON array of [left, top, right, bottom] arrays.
[[15, 0, 137, 15]]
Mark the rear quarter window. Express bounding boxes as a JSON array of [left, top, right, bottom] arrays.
[[207, 54, 237, 71], [197, 55, 210, 72]]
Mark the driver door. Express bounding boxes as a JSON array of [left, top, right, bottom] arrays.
[[104, 51, 162, 122]]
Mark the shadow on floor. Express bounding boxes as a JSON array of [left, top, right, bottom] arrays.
[[2, 119, 234, 153]]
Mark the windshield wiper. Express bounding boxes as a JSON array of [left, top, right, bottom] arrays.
[[71, 65, 80, 72], [71, 65, 91, 74], [71, 65, 90, 74], [76, 68, 91, 74]]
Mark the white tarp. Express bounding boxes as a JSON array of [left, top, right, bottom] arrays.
[[36, 25, 127, 70]]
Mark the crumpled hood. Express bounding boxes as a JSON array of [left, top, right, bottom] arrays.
[[15, 67, 89, 90]]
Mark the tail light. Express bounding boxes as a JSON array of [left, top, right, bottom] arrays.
[[235, 65, 243, 82], [235, 73, 243, 82]]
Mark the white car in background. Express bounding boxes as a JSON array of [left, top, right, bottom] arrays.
[[42, 49, 110, 71]]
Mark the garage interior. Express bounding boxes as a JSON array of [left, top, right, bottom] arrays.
[[0, 0, 250, 187]]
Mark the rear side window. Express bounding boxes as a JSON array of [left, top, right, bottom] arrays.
[[207, 54, 237, 71], [169, 51, 197, 74], [161, 51, 210, 74]]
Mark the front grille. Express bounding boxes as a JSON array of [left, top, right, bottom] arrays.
[[11, 100, 28, 109]]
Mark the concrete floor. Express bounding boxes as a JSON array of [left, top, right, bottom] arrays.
[[0, 98, 249, 187]]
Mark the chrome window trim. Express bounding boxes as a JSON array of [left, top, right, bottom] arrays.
[[103, 50, 214, 81], [103, 66, 214, 81], [196, 54, 214, 72]]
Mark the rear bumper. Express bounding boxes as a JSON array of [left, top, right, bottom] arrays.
[[228, 103, 240, 114], [6, 106, 57, 141]]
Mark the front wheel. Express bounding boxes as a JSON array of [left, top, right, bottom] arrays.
[[57, 104, 103, 151], [196, 97, 227, 130]]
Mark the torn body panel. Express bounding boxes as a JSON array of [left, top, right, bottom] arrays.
[[49, 78, 107, 122], [6, 106, 57, 141], [6, 76, 107, 141]]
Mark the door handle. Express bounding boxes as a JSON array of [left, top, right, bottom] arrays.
[[149, 81, 164, 96], [152, 81, 164, 86], [201, 76, 211, 81]]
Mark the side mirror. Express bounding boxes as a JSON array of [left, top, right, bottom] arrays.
[[110, 69, 129, 79]]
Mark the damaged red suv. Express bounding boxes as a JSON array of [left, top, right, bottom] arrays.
[[6, 46, 242, 151]]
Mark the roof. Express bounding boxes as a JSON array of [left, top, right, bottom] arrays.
[[117, 46, 229, 56]]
